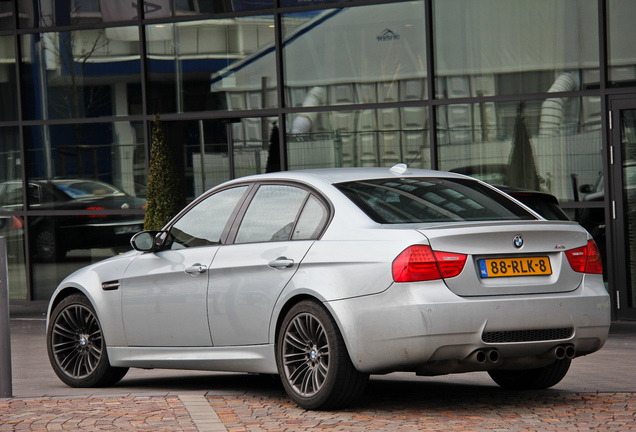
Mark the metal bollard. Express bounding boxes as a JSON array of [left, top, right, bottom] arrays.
[[0, 237, 12, 397]]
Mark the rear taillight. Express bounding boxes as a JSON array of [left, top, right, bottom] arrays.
[[392, 245, 467, 282], [12, 216, 23, 229], [565, 239, 603, 274], [83, 206, 107, 218]]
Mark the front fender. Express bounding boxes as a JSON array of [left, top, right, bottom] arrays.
[[47, 253, 137, 347]]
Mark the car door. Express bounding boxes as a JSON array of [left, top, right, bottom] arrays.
[[208, 183, 330, 346], [120, 185, 249, 347]]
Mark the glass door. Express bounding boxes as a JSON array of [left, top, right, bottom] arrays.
[[609, 98, 636, 320]]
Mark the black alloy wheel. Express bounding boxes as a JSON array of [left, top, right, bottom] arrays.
[[276, 300, 368, 410], [47, 294, 128, 387]]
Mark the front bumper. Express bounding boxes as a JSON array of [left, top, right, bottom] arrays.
[[327, 274, 610, 374]]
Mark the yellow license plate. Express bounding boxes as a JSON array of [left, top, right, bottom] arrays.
[[479, 257, 552, 278]]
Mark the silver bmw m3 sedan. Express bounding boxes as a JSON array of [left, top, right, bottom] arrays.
[[46, 165, 610, 410]]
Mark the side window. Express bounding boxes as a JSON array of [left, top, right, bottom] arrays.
[[169, 186, 247, 249], [27, 185, 42, 205], [235, 185, 308, 244], [4, 184, 23, 206], [292, 195, 328, 240]]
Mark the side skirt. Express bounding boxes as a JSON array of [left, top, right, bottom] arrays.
[[107, 344, 278, 374]]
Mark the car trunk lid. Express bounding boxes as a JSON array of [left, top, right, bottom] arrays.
[[417, 220, 588, 296]]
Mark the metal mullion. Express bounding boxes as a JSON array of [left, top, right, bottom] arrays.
[[20, 115, 148, 127], [15, 19, 135, 35], [140, 7, 267, 26], [425, 0, 437, 170], [138, 1, 151, 176], [277, 0, 406, 14], [430, 90, 597, 108], [281, 99, 428, 116], [274, 4, 287, 171], [151, 108, 280, 122]]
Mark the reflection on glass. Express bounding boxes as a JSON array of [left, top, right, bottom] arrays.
[[0, 219, 27, 300], [153, 0, 273, 14], [24, 122, 147, 202], [286, 108, 430, 170], [22, 0, 142, 28], [608, 0, 636, 87], [0, 127, 21, 192], [27, 204, 143, 264], [280, 0, 347, 6], [434, 0, 599, 97], [437, 97, 602, 203], [157, 117, 278, 198], [0, 125, 25, 298], [147, 16, 276, 114], [21, 28, 141, 120], [282, 2, 427, 108], [0, 36, 17, 121], [30, 215, 126, 300], [233, 117, 278, 178], [621, 110, 636, 307], [0, 1, 16, 29]]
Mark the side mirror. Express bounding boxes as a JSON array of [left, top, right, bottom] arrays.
[[131, 231, 169, 252]]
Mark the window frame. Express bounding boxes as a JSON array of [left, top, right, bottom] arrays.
[[166, 184, 253, 249], [226, 180, 333, 245]]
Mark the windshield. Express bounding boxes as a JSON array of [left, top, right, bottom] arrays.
[[55, 181, 125, 199], [336, 177, 536, 224]]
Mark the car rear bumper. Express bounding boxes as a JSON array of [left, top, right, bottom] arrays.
[[327, 274, 611, 374]]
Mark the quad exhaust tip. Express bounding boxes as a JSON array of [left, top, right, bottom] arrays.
[[467, 344, 574, 366], [469, 348, 500, 365], [546, 344, 576, 360]]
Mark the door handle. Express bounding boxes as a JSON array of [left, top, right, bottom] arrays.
[[268, 257, 294, 269], [185, 263, 207, 275]]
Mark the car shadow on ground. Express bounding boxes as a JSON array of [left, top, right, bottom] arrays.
[[113, 370, 571, 411]]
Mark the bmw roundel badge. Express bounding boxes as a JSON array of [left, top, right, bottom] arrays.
[[513, 235, 524, 248]]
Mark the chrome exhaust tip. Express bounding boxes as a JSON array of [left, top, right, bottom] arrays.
[[487, 349, 500, 364], [466, 349, 500, 365]]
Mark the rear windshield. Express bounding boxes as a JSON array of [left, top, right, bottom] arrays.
[[335, 177, 536, 224]]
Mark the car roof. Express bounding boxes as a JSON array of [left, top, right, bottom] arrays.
[[220, 166, 470, 188]]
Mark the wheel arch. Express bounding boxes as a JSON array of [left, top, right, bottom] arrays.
[[273, 294, 317, 346], [47, 282, 126, 347], [272, 293, 360, 372], [47, 285, 91, 325]]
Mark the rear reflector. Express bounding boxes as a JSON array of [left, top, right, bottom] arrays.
[[565, 239, 603, 274], [393, 245, 467, 282]]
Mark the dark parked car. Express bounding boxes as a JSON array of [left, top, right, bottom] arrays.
[[0, 179, 146, 262], [449, 166, 567, 220], [451, 164, 510, 186], [497, 186, 570, 221]]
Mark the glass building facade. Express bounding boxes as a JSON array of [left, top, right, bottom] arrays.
[[1, 0, 635, 319]]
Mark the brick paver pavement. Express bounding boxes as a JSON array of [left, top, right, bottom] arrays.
[[2, 392, 636, 431]]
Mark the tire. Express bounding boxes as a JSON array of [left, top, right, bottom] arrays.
[[276, 300, 369, 410], [35, 228, 65, 262], [47, 294, 128, 388], [488, 359, 571, 390]]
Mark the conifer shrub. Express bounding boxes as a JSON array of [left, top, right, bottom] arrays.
[[143, 115, 185, 231]]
